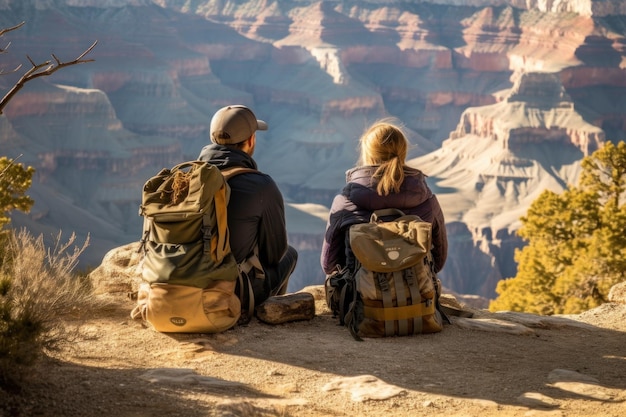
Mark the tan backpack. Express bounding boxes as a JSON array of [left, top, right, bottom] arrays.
[[344, 209, 446, 340], [131, 161, 254, 333]]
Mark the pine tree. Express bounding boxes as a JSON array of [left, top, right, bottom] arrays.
[[490, 141, 626, 314]]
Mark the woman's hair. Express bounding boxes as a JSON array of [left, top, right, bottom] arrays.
[[358, 119, 408, 196]]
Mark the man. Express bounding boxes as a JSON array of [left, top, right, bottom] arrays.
[[198, 105, 298, 309]]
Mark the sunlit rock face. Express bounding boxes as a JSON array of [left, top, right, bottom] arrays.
[[2, 0, 625, 300], [410, 72, 604, 297]]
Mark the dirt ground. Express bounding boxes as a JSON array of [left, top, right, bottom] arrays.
[[2, 288, 626, 417]]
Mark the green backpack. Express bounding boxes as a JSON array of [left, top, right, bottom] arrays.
[[343, 209, 447, 340], [131, 161, 254, 333]]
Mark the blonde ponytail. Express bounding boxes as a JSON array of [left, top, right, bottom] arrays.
[[358, 119, 408, 196]]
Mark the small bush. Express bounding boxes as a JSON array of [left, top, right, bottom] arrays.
[[0, 156, 35, 230], [0, 229, 97, 389]]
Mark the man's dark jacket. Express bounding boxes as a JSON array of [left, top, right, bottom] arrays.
[[198, 144, 288, 270]]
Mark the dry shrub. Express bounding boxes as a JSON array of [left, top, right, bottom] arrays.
[[0, 229, 100, 389]]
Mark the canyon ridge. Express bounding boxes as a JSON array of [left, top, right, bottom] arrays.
[[1, 0, 625, 303]]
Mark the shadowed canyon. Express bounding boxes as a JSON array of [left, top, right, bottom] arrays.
[[1, 0, 625, 304]]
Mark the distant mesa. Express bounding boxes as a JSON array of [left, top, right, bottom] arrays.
[[2, 0, 625, 303]]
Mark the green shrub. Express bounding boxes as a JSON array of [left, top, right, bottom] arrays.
[[0, 157, 35, 231]]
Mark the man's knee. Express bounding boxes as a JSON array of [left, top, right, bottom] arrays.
[[284, 246, 298, 273], [267, 246, 298, 298]]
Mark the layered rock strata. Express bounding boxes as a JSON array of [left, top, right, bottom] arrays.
[[409, 72, 604, 297], [1, 0, 625, 299]]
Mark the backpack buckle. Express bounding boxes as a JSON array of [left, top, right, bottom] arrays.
[[377, 274, 390, 292], [201, 225, 212, 253]]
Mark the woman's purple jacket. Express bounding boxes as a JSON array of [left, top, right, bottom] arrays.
[[321, 165, 448, 275]]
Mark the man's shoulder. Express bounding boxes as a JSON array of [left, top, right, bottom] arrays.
[[226, 167, 278, 190]]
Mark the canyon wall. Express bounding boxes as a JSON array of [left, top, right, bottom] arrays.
[[1, 0, 625, 302]]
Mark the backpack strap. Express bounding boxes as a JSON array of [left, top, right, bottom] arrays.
[[363, 301, 436, 322], [377, 273, 395, 337], [392, 270, 408, 336], [404, 267, 423, 333], [426, 253, 455, 324], [338, 278, 352, 326], [130, 302, 146, 321], [236, 270, 255, 325], [137, 216, 151, 253], [238, 245, 265, 280], [237, 245, 264, 319], [345, 281, 364, 341], [370, 208, 405, 222], [208, 178, 230, 263], [342, 254, 363, 341], [221, 166, 258, 180], [398, 270, 411, 335]]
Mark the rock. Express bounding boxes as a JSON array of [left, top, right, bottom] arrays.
[[494, 311, 595, 330], [517, 392, 559, 408], [255, 292, 316, 325], [547, 369, 599, 384], [88, 242, 143, 295], [453, 317, 535, 335], [322, 375, 406, 402], [299, 284, 333, 315], [608, 281, 626, 304], [300, 285, 326, 301], [439, 293, 475, 317], [545, 369, 619, 401], [439, 293, 465, 310]]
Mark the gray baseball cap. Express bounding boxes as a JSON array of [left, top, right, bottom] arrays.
[[210, 105, 268, 145]]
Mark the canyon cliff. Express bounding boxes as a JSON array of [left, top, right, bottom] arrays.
[[1, 0, 625, 302]]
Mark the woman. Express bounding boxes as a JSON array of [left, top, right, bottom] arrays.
[[321, 119, 448, 275]]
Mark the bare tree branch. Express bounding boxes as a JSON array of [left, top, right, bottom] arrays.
[[1, 41, 11, 55], [0, 40, 98, 114], [0, 22, 25, 38], [0, 63, 22, 75], [0, 22, 25, 54]]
